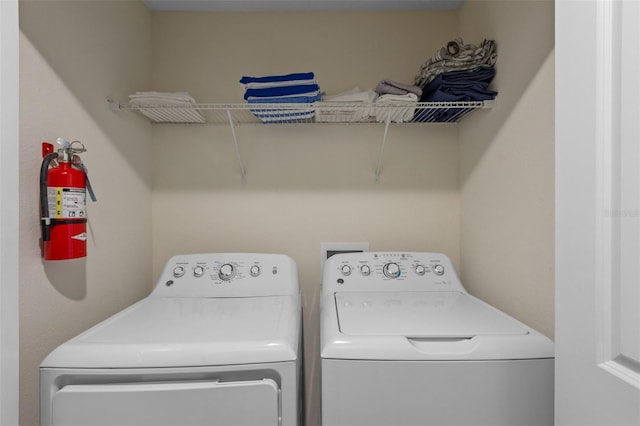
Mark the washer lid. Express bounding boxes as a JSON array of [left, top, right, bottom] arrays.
[[336, 291, 528, 337], [41, 296, 301, 369]]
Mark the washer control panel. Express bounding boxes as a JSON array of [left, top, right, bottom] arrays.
[[323, 252, 464, 293], [151, 253, 298, 298]]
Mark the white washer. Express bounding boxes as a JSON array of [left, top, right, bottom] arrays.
[[321, 252, 554, 426], [41, 253, 303, 426]]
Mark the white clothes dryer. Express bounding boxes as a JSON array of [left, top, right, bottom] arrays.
[[320, 252, 553, 426], [41, 253, 303, 426]]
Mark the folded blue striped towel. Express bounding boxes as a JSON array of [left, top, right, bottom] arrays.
[[240, 72, 321, 123], [246, 93, 322, 104], [242, 79, 317, 89], [250, 109, 316, 123], [240, 72, 315, 85], [243, 84, 320, 100], [248, 94, 320, 123]]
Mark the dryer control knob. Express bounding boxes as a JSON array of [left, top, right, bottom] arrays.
[[360, 265, 371, 276], [432, 264, 445, 276], [341, 265, 352, 276], [193, 265, 205, 277], [218, 263, 236, 281], [173, 266, 185, 278], [415, 265, 426, 276], [383, 262, 401, 279], [250, 265, 261, 277]]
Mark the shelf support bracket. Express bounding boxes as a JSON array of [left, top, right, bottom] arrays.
[[374, 112, 392, 183], [227, 109, 247, 184], [106, 97, 121, 111]]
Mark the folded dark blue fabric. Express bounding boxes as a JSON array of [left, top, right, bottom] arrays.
[[420, 66, 497, 103], [431, 66, 495, 84], [243, 84, 320, 100], [423, 87, 497, 102], [240, 72, 315, 85]]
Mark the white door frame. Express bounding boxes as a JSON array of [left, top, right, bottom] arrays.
[[0, 0, 20, 424]]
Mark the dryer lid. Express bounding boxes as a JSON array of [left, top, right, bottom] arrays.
[[335, 291, 528, 337], [41, 296, 301, 369]]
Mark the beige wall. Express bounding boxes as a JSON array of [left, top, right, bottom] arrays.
[[19, 1, 152, 425], [458, 0, 555, 338], [149, 11, 460, 425]]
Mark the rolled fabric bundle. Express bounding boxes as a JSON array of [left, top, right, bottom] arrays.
[[414, 38, 497, 89]]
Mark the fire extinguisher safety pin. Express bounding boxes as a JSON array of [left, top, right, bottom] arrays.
[[68, 140, 86, 154]]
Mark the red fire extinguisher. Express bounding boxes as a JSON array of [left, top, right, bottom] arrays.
[[40, 138, 96, 260]]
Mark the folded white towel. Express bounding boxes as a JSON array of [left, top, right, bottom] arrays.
[[127, 91, 205, 123], [323, 88, 378, 103], [128, 91, 197, 104], [374, 93, 418, 123], [314, 88, 379, 122]]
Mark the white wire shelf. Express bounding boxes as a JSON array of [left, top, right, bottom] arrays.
[[107, 98, 494, 184], [108, 99, 494, 125]]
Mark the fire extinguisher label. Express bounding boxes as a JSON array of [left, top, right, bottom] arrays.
[[47, 187, 86, 218], [71, 232, 87, 241]]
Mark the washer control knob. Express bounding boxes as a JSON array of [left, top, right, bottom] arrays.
[[218, 263, 236, 281], [193, 265, 205, 277], [360, 265, 371, 276], [341, 265, 352, 276], [415, 265, 426, 276], [432, 264, 445, 276], [250, 265, 261, 277], [383, 262, 401, 279], [173, 266, 185, 278]]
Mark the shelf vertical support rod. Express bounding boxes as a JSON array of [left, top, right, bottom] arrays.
[[375, 112, 392, 183], [227, 109, 247, 184]]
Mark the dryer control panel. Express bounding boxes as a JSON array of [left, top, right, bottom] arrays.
[[151, 253, 299, 298], [322, 252, 465, 293]]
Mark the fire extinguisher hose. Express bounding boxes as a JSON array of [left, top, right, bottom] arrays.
[[40, 152, 59, 242]]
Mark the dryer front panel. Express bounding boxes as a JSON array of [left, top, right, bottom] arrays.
[[51, 379, 278, 426]]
